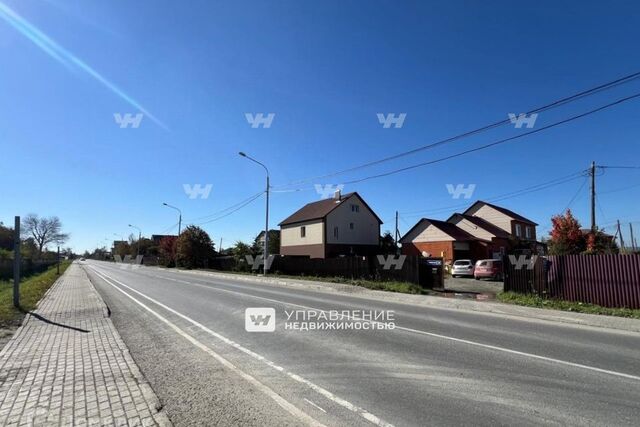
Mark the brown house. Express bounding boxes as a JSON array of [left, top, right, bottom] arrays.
[[279, 191, 382, 258], [400, 200, 539, 262]]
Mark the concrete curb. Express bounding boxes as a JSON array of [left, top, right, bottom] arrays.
[[161, 267, 640, 334]]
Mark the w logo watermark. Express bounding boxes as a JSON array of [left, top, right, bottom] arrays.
[[314, 184, 344, 199], [508, 113, 538, 129], [446, 184, 476, 199], [377, 113, 406, 129], [245, 308, 275, 332], [508, 254, 538, 270], [114, 254, 143, 270], [377, 254, 406, 270], [245, 113, 275, 128], [245, 254, 276, 271], [114, 113, 143, 128], [183, 184, 213, 199]]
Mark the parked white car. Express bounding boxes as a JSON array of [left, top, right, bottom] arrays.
[[451, 259, 475, 277]]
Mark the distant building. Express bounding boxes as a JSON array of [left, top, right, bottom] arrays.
[[151, 235, 177, 244]]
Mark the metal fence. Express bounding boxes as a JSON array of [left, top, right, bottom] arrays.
[[0, 259, 57, 281], [504, 254, 640, 309]]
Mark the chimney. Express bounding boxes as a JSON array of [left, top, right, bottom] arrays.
[[333, 189, 341, 200]]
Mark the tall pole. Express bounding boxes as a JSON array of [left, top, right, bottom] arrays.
[[57, 245, 60, 275], [265, 174, 270, 272], [617, 220, 625, 253], [162, 203, 182, 236], [128, 224, 142, 257], [394, 211, 399, 248], [590, 161, 596, 232], [630, 223, 636, 251], [13, 216, 21, 308], [239, 152, 270, 274]]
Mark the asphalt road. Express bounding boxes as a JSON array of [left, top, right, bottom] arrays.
[[81, 260, 640, 426]]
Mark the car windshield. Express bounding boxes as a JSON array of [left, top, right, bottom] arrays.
[[454, 260, 470, 266]]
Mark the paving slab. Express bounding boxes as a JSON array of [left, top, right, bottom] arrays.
[[0, 263, 171, 427]]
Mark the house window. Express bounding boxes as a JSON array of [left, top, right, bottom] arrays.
[[351, 204, 359, 213], [515, 224, 522, 237], [300, 226, 306, 238], [349, 222, 354, 230], [334, 226, 339, 239], [525, 226, 531, 239]]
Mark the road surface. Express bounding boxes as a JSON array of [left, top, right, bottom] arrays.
[[81, 260, 640, 426]]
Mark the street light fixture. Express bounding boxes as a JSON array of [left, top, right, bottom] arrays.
[[128, 224, 142, 257], [162, 203, 182, 235], [239, 151, 270, 274]]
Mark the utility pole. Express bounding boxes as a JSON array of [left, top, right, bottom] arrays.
[[590, 161, 596, 232], [219, 238, 223, 253], [617, 220, 625, 253], [13, 216, 21, 308], [394, 211, 400, 253], [630, 223, 636, 251], [57, 245, 60, 275]]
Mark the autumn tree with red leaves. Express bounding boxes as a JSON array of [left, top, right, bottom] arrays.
[[548, 209, 586, 255], [159, 236, 178, 267]]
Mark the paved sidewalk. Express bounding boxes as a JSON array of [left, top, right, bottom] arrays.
[[0, 263, 171, 426]]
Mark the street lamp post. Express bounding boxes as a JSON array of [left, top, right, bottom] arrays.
[[239, 151, 270, 274], [128, 224, 142, 257], [162, 203, 182, 236]]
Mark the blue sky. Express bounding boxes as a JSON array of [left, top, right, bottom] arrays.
[[1, 0, 639, 252]]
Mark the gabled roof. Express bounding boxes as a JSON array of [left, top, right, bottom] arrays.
[[279, 192, 383, 226], [464, 201, 538, 226], [400, 218, 476, 243], [447, 213, 511, 238]]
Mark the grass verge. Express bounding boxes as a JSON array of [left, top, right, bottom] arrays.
[[497, 291, 640, 319], [177, 267, 426, 294], [0, 261, 71, 327]]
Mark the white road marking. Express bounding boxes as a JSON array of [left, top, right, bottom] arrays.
[[121, 266, 640, 383], [88, 265, 395, 427], [304, 398, 327, 413], [89, 268, 324, 427]]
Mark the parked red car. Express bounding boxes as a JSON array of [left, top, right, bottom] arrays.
[[474, 259, 503, 281]]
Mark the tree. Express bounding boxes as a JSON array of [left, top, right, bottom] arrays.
[[176, 226, 215, 269], [251, 230, 280, 255], [114, 241, 131, 258], [548, 210, 586, 255], [232, 241, 253, 271], [379, 231, 396, 254], [158, 236, 178, 267], [21, 214, 69, 257], [0, 222, 13, 251]]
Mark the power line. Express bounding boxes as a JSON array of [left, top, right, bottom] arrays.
[[401, 170, 587, 218], [187, 191, 265, 222], [275, 70, 640, 189], [339, 92, 640, 185], [564, 176, 589, 212], [194, 193, 264, 225]]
